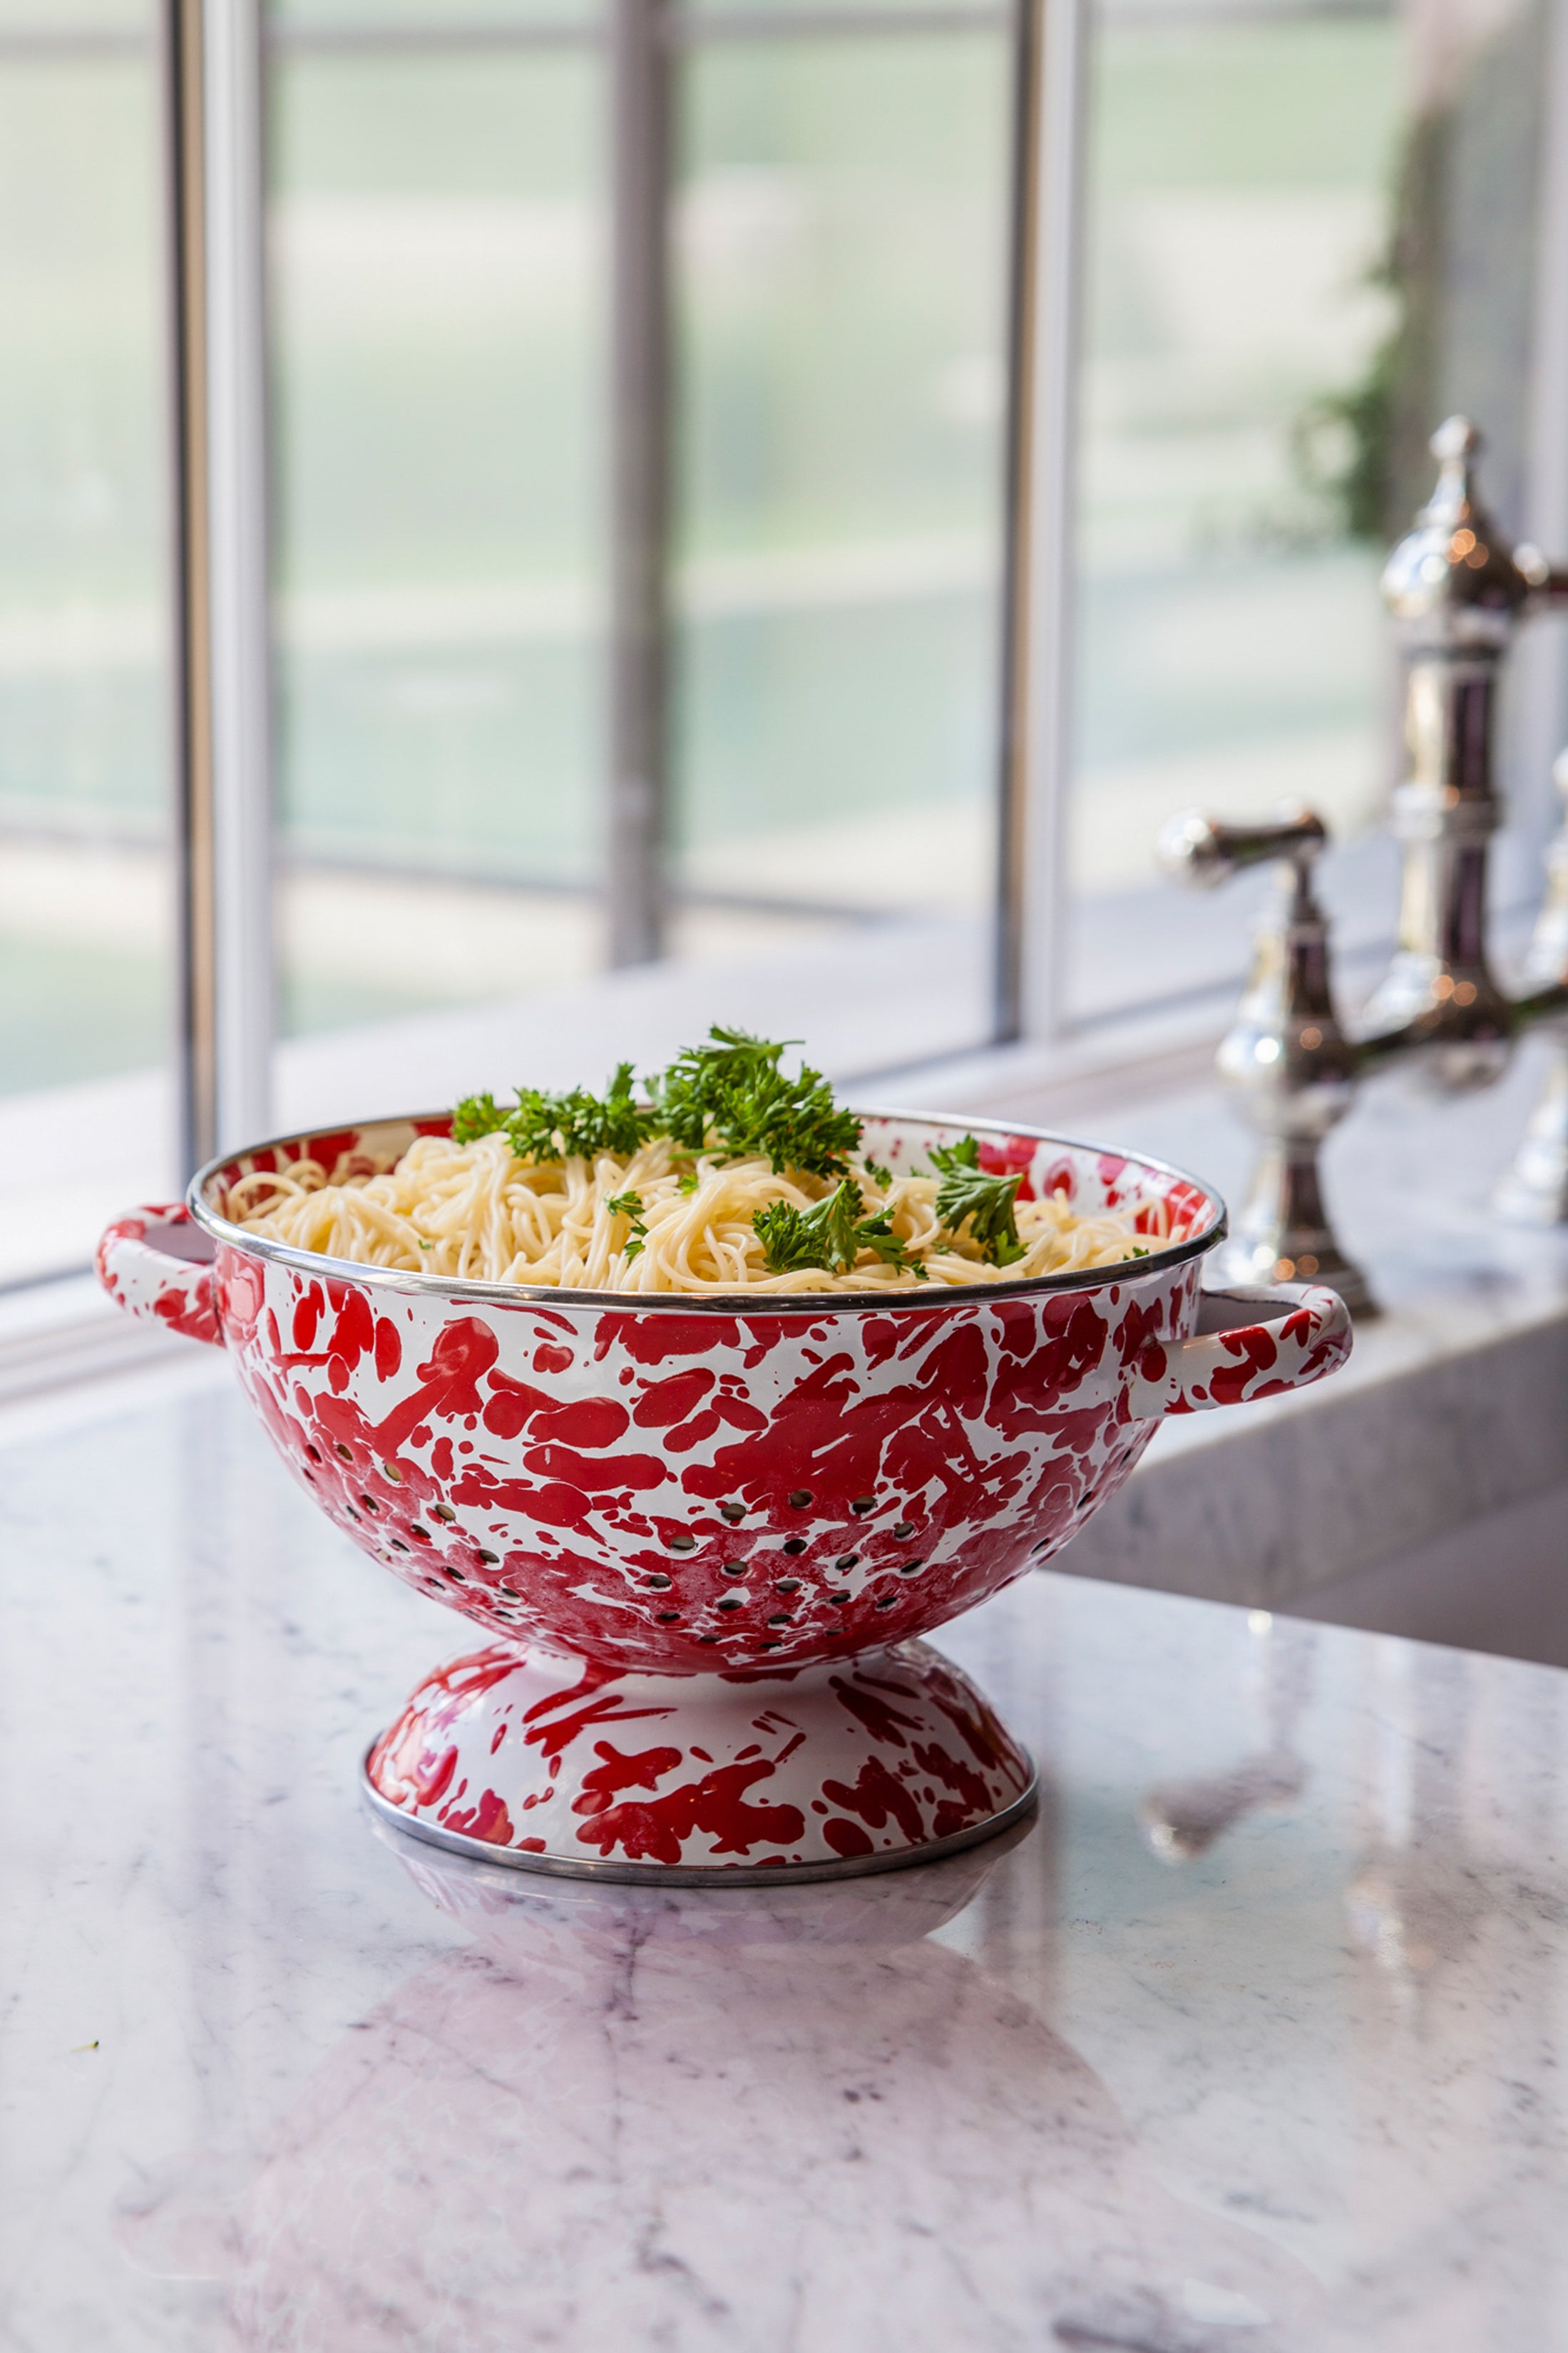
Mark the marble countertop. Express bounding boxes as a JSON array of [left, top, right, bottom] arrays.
[[5, 1369, 1568, 2352]]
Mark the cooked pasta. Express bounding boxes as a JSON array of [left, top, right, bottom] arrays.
[[225, 1129, 1159, 1294]]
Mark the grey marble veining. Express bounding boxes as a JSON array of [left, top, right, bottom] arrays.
[[4, 1373, 1568, 2351]]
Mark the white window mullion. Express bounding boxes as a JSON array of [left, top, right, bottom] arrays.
[[1003, 0, 1090, 1047], [204, 0, 275, 1154], [161, 0, 275, 1176]]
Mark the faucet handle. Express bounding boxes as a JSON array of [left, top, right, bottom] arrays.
[[1157, 806, 1328, 890]]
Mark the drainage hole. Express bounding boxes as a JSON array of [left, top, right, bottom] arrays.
[[767, 1613, 792, 1627], [827, 1591, 851, 1606], [657, 1610, 680, 1623], [788, 1489, 813, 1509], [721, 1560, 747, 1578], [774, 1577, 801, 1594], [717, 1595, 745, 1611], [891, 1522, 914, 1540], [668, 1533, 697, 1553], [851, 1495, 876, 1515], [719, 1502, 747, 1523], [782, 1537, 808, 1556], [645, 1572, 672, 1589], [835, 1554, 859, 1572]]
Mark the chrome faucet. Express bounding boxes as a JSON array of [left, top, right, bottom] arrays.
[[1159, 417, 1568, 1316]]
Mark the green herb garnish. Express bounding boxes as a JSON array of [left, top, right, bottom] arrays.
[[851, 1209, 925, 1279], [605, 1187, 648, 1259], [652, 1027, 862, 1176], [929, 1136, 1026, 1267], [454, 1027, 861, 1179], [455, 1061, 655, 1164], [451, 1092, 504, 1145], [753, 1180, 924, 1280], [862, 1159, 893, 1187]]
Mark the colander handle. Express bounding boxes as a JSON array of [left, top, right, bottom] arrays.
[[96, 1203, 224, 1348], [1129, 1281, 1351, 1418]]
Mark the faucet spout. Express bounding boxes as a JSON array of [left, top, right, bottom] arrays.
[[1357, 419, 1536, 1088], [1156, 414, 1568, 1308]]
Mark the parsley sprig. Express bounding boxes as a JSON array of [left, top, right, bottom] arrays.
[[929, 1136, 1026, 1267], [652, 1027, 862, 1177], [604, 1186, 647, 1261], [454, 1061, 655, 1162], [453, 1029, 861, 1178], [753, 1180, 924, 1280]]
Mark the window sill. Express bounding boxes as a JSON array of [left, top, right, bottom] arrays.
[[0, 1273, 207, 1422]]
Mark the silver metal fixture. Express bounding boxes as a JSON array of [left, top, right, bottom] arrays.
[[1159, 417, 1568, 1315], [1158, 806, 1370, 1311]]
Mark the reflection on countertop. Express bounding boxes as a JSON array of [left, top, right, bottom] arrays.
[[3, 1374, 1567, 2350], [123, 1830, 1311, 2352]]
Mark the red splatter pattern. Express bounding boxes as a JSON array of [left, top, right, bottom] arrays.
[[363, 1637, 1033, 1872], [98, 1112, 1351, 1869]]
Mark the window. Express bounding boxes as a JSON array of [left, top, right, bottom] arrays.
[[0, 1, 175, 1289], [2, 0, 1564, 1299], [268, 9, 607, 1043], [267, 0, 1017, 1132], [1065, 0, 1565, 1023]]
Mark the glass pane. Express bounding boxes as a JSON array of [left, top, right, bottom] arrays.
[[269, 0, 601, 31], [1068, 0, 1546, 1020], [677, 0, 1002, 14], [0, 1, 148, 31], [268, 47, 605, 1042], [0, 36, 173, 1286], [672, 32, 1011, 1072], [271, 24, 1010, 1123]]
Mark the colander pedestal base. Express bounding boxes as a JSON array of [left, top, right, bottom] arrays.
[[363, 1637, 1035, 1885]]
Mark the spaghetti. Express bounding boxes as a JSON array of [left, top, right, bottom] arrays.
[[225, 1129, 1159, 1295]]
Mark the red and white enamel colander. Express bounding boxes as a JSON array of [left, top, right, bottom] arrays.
[[98, 1109, 1351, 1883]]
